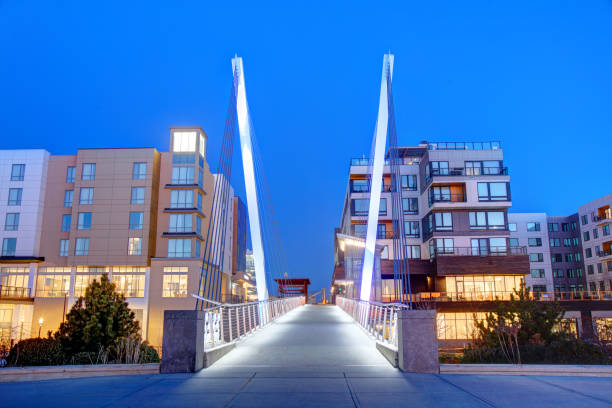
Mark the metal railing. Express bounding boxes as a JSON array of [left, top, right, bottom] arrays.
[[406, 291, 612, 302], [429, 193, 466, 204], [428, 141, 501, 151], [433, 246, 527, 257], [597, 249, 612, 258], [0, 286, 32, 299], [593, 212, 612, 222], [193, 295, 304, 350], [336, 297, 406, 350]]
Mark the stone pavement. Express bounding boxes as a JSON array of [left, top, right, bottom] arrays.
[[2, 305, 612, 407]]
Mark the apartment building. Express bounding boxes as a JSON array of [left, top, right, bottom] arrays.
[[333, 141, 530, 343], [579, 194, 612, 292], [0, 127, 246, 348]]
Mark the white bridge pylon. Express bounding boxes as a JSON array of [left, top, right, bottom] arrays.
[[360, 53, 394, 302], [232, 56, 268, 302]]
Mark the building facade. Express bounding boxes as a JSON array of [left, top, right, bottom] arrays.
[[578, 194, 612, 293], [0, 127, 247, 348]]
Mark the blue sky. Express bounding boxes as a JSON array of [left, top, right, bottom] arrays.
[[1, 1, 611, 292]]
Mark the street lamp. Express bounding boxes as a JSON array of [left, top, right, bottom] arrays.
[[38, 317, 44, 338]]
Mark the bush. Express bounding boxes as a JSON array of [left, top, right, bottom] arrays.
[[461, 340, 610, 365], [138, 342, 160, 363], [7, 338, 65, 366]]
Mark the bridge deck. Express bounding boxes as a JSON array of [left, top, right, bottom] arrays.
[[3, 305, 612, 407]]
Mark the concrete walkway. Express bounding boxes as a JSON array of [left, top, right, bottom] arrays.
[[3, 305, 612, 407]]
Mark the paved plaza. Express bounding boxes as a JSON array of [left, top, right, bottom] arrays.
[[2, 305, 612, 407]]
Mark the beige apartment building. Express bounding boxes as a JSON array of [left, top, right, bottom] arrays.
[[0, 127, 246, 348]]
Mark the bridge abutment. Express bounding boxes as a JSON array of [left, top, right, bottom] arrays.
[[398, 309, 440, 374]]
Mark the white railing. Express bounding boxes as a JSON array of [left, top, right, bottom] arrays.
[[193, 295, 304, 350], [336, 296, 407, 350]]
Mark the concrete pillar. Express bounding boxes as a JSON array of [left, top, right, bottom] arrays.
[[580, 310, 596, 341], [160, 310, 205, 373], [397, 309, 439, 374]]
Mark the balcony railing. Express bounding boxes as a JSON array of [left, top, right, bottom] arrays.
[[429, 167, 508, 178], [593, 212, 612, 223], [433, 246, 527, 257], [411, 291, 612, 303], [597, 249, 612, 258], [350, 184, 393, 193], [429, 193, 466, 204], [0, 286, 32, 299], [428, 141, 501, 151]]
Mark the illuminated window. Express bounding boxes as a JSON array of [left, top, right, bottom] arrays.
[[437, 312, 488, 340], [173, 131, 197, 152], [162, 271, 188, 298], [111, 273, 145, 298], [131, 187, 145, 204], [64, 190, 73, 207], [168, 239, 191, 257], [0, 267, 29, 288], [81, 163, 96, 180], [127, 238, 142, 255], [79, 188, 94, 204], [36, 271, 70, 297], [199, 133, 206, 157], [132, 162, 146, 180], [74, 274, 107, 297]]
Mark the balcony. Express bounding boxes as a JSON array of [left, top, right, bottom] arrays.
[[428, 141, 501, 151], [432, 246, 529, 276], [412, 290, 612, 303], [593, 209, 612, 225], [0, 286, 33, 301], [433, 246, 527, 257], [597, 248, 612, 261], [429, 193, 466, 206], [350, 184, 393, 194]]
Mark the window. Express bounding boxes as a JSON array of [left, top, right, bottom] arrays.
[[131, 187, 145, 204], [508, 223, 517, 232], [551, 254, 562, 262], [77, 212, 92, 230], [196, 216, 202, 235], [59, 240, 69, 257], [112, 271, 145, 298], [129, 212, 144, 230], [586, 248, 592, 258], [36, 272, 70, 297], [509, 238, 519, 247], [583, 231, 590, 241], [527, 222, 541, 232], [528, 238, 542, 247], [575, 252, 582, 261], [0, 267, 29, 288], [75, 238, 90, 256], [598, 263, 603, 274], [197, 192, 203, 211], [471, 238, 507, 255], [80, 187, 94, 204], [529, 253, 544, 262], [133, 162, 147, 180], [64, 190, 73, 207], [563, 238, 572, 247], [580, 214, 588, 225], [405, 245, 421, 259], [128, 237, 142, 255], [577, 268, 583, 277], [553, 269, 564, 278], [465, 160, 503, 175], [588, 265, 595, 275], [381, 246, 389, 259], [477, 182, 509, 201], [81, 163, 96, 180], [531, 269, 545, 278], [550, 238, 561, 247], [590, 282, 597, 292], [162, 270, 188, 297], [74, 273, 107, 297], [401, 175, 417, 191], [351, 198, 386, 216], [66, 166, 75, 183], [195, 240, 201, 257], [430, 161, 449, 176], [8, 188, 22, 205], [561, 223, 569, 232], [532, 285, 547, 294], [198, 169, 204, 189], [565, 253, 574, 262], [173, 131, 197, 152], [594, 228, 599, 239], [430, 185, 451, 202], [548, 223, 559, 232], [604, 225, 611, 236], [10, 164, 25, 181], [434, 212, 452, 231], [469, 211, 505, 230], [350, 179, 369, 193], [567, 269, 575, 278], [169, 214, 192, 233], [168, 239, 191, 257], [1, 238, 16, 256], [573, 237, 579, 246], [171, 166, 195, 184], [571, 222, 577, 231], [402, 198, 418, 214], [404, 221, 420, 238], [609, 263, 612, 272], [61, 214, 72, 232], [170, 190, 193, 208], [434, 238, 454, 255], [379, 198, 387, 215], [4, 213, 19, 231]]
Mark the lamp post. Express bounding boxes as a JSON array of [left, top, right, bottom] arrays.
[[38, 317, 44, 338]]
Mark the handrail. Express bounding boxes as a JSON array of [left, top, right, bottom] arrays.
[[336, 296, 409, 350], [0, 286, 32, 299], [433, 246, 527, 257], [195, 295, 304, 350]]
